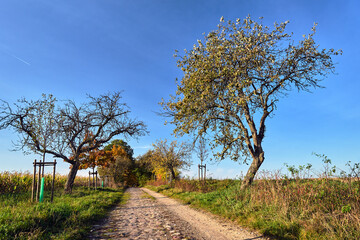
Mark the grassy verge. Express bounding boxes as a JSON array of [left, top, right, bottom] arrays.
[[0, 187, 125, 240], [146, 178, 360, 240]]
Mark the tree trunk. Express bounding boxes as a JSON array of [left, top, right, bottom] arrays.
[[64, 161, 80, 194], [241, 151, 265, 190], [170, 168, 176, 182]]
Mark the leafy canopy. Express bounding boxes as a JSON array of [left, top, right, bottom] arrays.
[[162, 16, 341, 164]]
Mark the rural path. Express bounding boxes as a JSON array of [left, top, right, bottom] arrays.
[[89, 187, 267, 240]]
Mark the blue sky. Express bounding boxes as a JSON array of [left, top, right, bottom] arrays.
[[0, 0, 359, 178]]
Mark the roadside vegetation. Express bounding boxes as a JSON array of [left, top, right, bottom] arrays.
[[0, 172, 125, 240], [146, 160, 360, 240]]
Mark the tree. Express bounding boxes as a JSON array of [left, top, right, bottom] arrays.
[[134, 150, 156, 184], [0, 92, 147, 193], [194, 135, 209, 181], [161, 16, 341, 189], [0, 94, 56, 152], [194, 135, 209, 166], [104, 139, 134, 160], [97, 140, 136, 186], [78, 142, 127, 170], [152, 139, 192, 181], [31, 94, 57, 175]]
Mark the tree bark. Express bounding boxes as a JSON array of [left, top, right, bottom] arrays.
[[170, 168, 176, 182], [241, 150, 265, 190], [64, 161, 80, 194]]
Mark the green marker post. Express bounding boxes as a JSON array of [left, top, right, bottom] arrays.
[[39, 177, 45, 202]]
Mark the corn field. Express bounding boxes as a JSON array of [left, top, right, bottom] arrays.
[[0, 171, 89, 194]]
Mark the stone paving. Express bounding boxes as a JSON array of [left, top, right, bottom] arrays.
[[89, 188, 203, 240]]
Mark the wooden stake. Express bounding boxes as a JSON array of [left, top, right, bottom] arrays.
[[51, 160, 56, 202], [95, 171, 98, 190], [31, 160, 37, 202], [36, 159, 42, 201]]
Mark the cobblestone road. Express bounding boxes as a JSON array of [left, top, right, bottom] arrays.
[[89, 188, 203, 240]]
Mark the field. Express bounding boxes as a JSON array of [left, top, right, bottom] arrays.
[[0, 171, 90, 194], [0, 172, 125, 240], [147, 174, 360, 240]]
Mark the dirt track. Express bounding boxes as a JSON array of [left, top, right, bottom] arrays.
[[89, 187, 267, 240]]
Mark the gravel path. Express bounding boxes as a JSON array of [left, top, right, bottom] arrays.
[[89, 187, 267, 240]]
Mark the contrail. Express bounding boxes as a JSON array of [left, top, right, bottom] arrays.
[[9, 53, 31, 66], [0, 43, 31, 66]]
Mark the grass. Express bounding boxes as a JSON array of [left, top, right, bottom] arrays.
[[146, 177, 360, 240], [141, 191, 156, 200], [0, 187, 125, 240]]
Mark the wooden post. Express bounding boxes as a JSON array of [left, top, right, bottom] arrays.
[[201, 165, 204, 181], [204, 164, 206, 181], [42, 152, 45, 177], [51, 160, 56, 202], [92, 169, 95, 189], [31, 160, 37, 202], [95, 171, 98, 190], [198, 164, 200, 181], [36, 160, 42, 201], [88, 171, 91, 189]]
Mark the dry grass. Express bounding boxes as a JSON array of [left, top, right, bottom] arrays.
[[147, 170, 360, 239]]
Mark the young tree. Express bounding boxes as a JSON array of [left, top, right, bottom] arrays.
[[152, 139, 192, 181], [194, 135, 209, 181], [194, 135, 209, 166], [0, 92, 147, 193], [161, 16, 341, 189]]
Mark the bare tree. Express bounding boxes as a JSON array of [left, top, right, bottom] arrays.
[[0, 92, 147, 193]]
